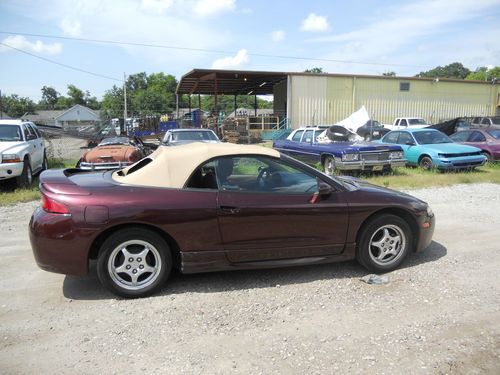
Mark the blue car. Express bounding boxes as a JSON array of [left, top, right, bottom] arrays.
[[379, 128, 486, 170], [273, 126, 406, 175]]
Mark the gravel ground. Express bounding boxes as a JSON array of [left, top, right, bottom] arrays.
[[0, 183, 499, 374]]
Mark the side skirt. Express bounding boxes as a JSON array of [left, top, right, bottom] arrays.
[[180, 243, 357, 274]]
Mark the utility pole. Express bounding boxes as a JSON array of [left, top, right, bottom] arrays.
[[0, 89, 2, 119], [123, 73, 127, 134]]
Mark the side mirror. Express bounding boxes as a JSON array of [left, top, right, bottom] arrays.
[[405, 141, 415, 146], [318, 181, 333, 196]]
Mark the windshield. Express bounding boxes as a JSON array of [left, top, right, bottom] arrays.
[[487, 129, 500, 139], [413, 130, 452, 144], [0, 125, 23, 141], [172, 131, 218, 142], [98, 137, 130, 146], [408, 118, 427, 125]]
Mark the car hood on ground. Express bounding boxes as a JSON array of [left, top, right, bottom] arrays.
[[418, 143, 481, 153], [0, 141, 25, 154]]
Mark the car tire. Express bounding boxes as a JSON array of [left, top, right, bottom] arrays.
[[419, 156, 433, 170], [356, 214, 413, 273], [97, 228, 172, 298], [323, 155, 335, 176], [482, 152, 492, 162], [41, 153, 48, 173], [15, 159, 33, 188]]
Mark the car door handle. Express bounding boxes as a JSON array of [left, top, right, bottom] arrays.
[[219, 205, 240, 214]]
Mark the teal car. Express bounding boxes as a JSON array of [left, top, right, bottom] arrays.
[[379, 128, 486, 170]]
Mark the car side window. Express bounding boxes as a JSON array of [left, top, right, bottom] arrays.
[[383, 132, 399, 144], [301, 130, 314, 143], [400, 119, 408, 127], [22, 124, 34, 140], [481, 118, 489, 125], [291, 130, 304, 142], [469, 131, 486, 142], [27, 124, 40, 138], [397, 132, 413, 145]]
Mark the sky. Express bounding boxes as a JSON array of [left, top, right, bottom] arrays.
[[0, 0, 499, 101]]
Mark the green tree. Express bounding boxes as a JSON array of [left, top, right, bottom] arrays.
[[66, 84, 85, 106], [2, 94, 36, 118], [382, 71, 396, 77], [465, 66, 500, 81], [39, 86, 60, 109], [415, 62, 471, 79], [101, 85, 124, 118]]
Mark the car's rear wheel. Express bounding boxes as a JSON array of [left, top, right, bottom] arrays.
[[356, 214, 412, 273], [97, 228, 172, 298], [323, 156, 335, 176], [15, 159, 32, 188], [419, 156, 433, 170]]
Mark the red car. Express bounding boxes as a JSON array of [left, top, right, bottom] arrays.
[[450, 129, 500, 162], [78, 136, 146, 170], [30, 143, 435, 298]]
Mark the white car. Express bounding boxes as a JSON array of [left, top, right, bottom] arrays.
[[0, 119, 47, 187]]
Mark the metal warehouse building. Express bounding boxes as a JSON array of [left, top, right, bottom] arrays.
[[177, 69, 500, 129]]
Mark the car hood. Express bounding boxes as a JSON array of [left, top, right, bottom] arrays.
[[0, 141, 24, 154], [336, 175, 428, 207], [418, 143, 481, 153]]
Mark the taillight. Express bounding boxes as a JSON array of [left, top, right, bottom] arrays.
[[41, 195, 70, 214]]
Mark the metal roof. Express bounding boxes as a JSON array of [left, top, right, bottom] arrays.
[[176, 69, 287, 96]]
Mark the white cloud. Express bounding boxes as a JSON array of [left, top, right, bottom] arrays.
[[141, 0, 173, 14], [300, 13, 329, 32], [271, 30, 285, 42], [60, 18, 81, 37], [305, 0, 500, 74], [0, 35, 62, 55], [212, 49, 248, 69], [193, 0, 236, 17]]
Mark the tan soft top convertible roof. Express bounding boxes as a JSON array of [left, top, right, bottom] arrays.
[[112, 142, 280, 188]]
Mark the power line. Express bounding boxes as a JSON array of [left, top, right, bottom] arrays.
[[0, 42, 123, 82], [0, 30, 424, 68]]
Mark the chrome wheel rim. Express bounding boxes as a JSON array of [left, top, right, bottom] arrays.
[[368, 224, 406, 266], [420, 158, 432, 170], [324, 157, 335, 176], [108, 240, 162, 291]]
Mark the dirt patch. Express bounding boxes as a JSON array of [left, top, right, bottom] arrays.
[[0, 184, 499, 374]]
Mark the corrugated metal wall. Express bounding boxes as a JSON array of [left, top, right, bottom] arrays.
[[289, 74, 499, 128]]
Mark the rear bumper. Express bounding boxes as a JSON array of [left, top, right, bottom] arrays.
[[335, 157, 406, 171], [0, 161, 24, 180], [29, 207, 92, 276], [79, 161, 132, 170]]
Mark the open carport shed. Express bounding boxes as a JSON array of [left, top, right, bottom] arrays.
[[176, 68, 287, 117]]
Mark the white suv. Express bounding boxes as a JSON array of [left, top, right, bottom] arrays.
[[0, 119, 47, 187]]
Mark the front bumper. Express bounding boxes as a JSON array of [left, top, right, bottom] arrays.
[[79, 161, 133, 170], [435, 156, 486, 170], [415, 211, 435, 252], [0, 161, 24, 180], [335, 157, 407, 171]]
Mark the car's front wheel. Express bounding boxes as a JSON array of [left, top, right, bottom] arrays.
[[323, 155, 335, 176], [15, 159, 32, 188], [419, 156, 433, 170], [97, 228, 172, 298], [356, 214, 413, 273]]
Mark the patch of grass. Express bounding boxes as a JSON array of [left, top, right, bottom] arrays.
[[362, 162, 500, 189], [0, 158, 77, 206]]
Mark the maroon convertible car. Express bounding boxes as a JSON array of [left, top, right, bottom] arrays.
[[30, 143, 435, 298]]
